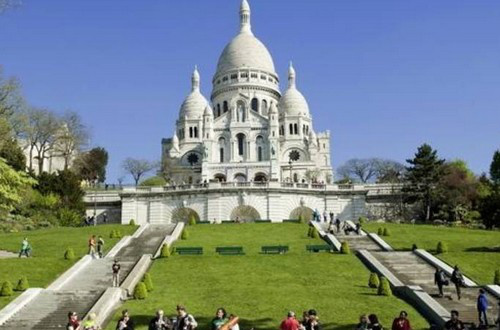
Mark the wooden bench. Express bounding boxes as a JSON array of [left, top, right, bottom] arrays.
[[215, 246, 245, 255], [255, 220, 272, 223], [306, 245, 332, 253], [197, 221, 211, 225], [261, 245, 289, 254], [174, 247, 203, 255], [282, 219, 301, 223]]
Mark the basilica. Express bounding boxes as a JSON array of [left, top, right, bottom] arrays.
[[162, 0, 333, 184]]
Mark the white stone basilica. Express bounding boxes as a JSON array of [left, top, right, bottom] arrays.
[[162, 0, 333, 185]]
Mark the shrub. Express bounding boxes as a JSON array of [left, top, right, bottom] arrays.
[[160, 244, 171, 258], [411, 244, 418, 251], [377, 227, 384, 236], [368, 273, 380, 288], [133, 282, 148, 300], [340, 241, 350, 254], [143, 272, 154, 292], [64, 248, 75, 260], [188, 215, 196, 226], [383, 228, 390, 236], [16, 276, 29, 291], [115, 230, 122, 238], [436, 241, 448, 254], [109, 230, 117, 238], [298, 214, 305, 224], [129, 219, 136, 226], [377, 277, 392, 296], [0, 281, 13, 296], [181, 229, 188, 240], [57, 208, 82, 227], [494, 269, 500, 285], [311, 228, 319, 239], [307, 227, 313, 237], [358, 216, 367, 224]]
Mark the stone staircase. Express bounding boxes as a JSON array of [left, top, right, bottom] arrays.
[[336, 234, 382, 251], [371, 251, 500, 326], [0, 224, 175, 330]]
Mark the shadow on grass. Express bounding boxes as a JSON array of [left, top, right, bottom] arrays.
[[464, 246, 500, 253]]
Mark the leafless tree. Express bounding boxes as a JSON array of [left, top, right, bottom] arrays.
[[337, 158, 379, 183], [54, 111, 89, 170], [122, 158, 158, 186]]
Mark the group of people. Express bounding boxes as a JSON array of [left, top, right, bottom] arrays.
[[280, 310, 321, 330], [67, 311, 100, 330], [88, 234, 105, 259], [145, 305, 198, 330], [355, 311, 410, 330]]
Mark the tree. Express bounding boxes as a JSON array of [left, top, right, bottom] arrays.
[[54, 111, 89, 170], [337, 158, 379, 183], [490, 150, 500, 185], [375, 160, 406, 183], [73, 147, 108, 184], [0, 158, 35, 216], [139, 176, 167, 187], [122, 158, 157, 186], [404, 144, 445, 221], [36, 170, 85, 213], [304, 168, 321, 183], [0, 68, 24, 117]]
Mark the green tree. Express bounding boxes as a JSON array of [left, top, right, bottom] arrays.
[[133, 282, 148, 300], [36, 170, 85, 213], [160, 244, 171, 258], [340, 241, 350, 254], [490, 150, 500, 185], [368, 273, 380, 288], [404, 144, 445, 221], [0, 137, 26, 171], [73, 147, 108, 184], [143, 273, 154, 292], [0, 281, 13, 296], [377, 277, 392, 296], [139, 176, 167, 187], [0, 158, 35, 216]]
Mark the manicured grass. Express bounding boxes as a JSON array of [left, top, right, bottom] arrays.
[[0, 224, 137, 308], [363, 223, 500, 284], [106, 223, 429, 330]]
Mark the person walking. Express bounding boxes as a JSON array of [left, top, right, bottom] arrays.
[[335, 218, 341, 233], [88, 235, 96, 258], [477, 288, 489, 326], [97, 236, 105, 259], [444, 310, 465, 330], [116, 309, 135, 330], [391, 311, 411, 330], [67, 311, 81, 330], [322, 211, 328, 223], [451, 265, 464, 300], [112, 259, 121, 287], [434, 268, 447, 297], [280, 311, 300, 330], [18, 237, 31, 258], [329, 211, 334, 223], [149, 310, 170, 330]]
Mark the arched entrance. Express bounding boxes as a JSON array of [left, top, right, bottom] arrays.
[[234, 173, 247, 182], [289, 206, 313, 222], [214, 173, 226, 182], [230, 205, 261, 222], [171, 208, 200, 223], [254, 172, 268, 182]]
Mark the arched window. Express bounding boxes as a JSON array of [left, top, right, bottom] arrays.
[[294, 123, 298, 135], [262, 100, 268, 113], [237, 133, 245, 156], [223, 101, 228, 113], [258, 147, 262, 161], [217, 104, 221, 117], [251, 98, 259, 112], [256, 136, 264, 162], [293, 173, 298, 183], [218, 137, 226, 163], [289, 124, 293, 135], [189, 127, 193, 138], [194, 127, 198, 138], [219, 148, 224, 163]]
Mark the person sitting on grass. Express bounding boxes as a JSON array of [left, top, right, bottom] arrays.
[[82, 312, 101, 330], [300, 311, 309, 330], [18, 237, 31, 258], [368, 314, 383, 330], [356, 314, 370, 330], [175, 305, 198, 330], [391, 311, 411, 330], [304, 309, 321, 330], [67, 311, 80, 330], [212, 308, 228, 330], [281, 311, 300, 330], [116, 309, 135, 330], [149, 309, 170, 330], [444, 310, 465, 330], [227, 314, 240, 330]]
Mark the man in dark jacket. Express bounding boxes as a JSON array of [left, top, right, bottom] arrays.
[[434, 268, 447, 297], [117, 309, 135, 330], [149, 310, 170, 330], [451, 266, 464, 300], [444, 310, 465, 330], [477, 289, 489, 326]]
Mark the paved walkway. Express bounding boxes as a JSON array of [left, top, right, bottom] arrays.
[[0, 250, 17, 259], [0, 224, 175, 330]]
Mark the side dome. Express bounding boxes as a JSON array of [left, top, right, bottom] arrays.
[[179, 66, 208, 119], [279, 63, 310, 117]]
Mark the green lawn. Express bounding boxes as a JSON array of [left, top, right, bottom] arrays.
[[106, 223, 429, 330], [0, 224, 137, 308], [363, 222, 500, 284]]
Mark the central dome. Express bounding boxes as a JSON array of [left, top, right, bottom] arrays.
[[216, 33, 276, 75]]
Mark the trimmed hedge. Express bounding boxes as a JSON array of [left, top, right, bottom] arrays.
[[377, 228, 384, 236], [134, 282, 148, 300], [160, 244, 170, 258], [0, 281, 14, 297], [311, 228, 319, 239], [143, 272, 154, 292], [340, 241, 350, 255], [358, 216, 367, 224], [64, 247, 75, 260], [16, 276, 29, 291], [181, 229, 189, 240], [129, 219, 136, 226], [383, 228, 391, 237], [368, 273, 380, 288], [411, 244, 418, 251], [188, 215, 196, 226], [436, 241, 448, 254], [377, 277, 392, 296]]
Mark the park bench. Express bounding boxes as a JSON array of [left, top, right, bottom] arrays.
[[255, 220, 272, 223], [174, 247, 203, 255], [216, 246, 245, 255], [197, 221, 211, 225], [306, 245, 332, 253], [261, 245, 289, 254], [282, 219, 301, 223]]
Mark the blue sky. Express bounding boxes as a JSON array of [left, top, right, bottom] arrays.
[[1, 0, 499, 183]]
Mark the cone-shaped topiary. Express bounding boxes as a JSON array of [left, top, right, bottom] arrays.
[[64, 248, 75, 260], [383, 228, 391, 236], [311, 228, 319, 239], [377, 228, 384, 236], [377, 277, 392, 296], [412, 244, 418, 251], [116, 230, 122, 238], [134, 281, 148, 299], [368, 273, 380, 288], [109, 230, 117, 238], [307, 227, 313, 237], [160, 244, 170, 258], [493, 269, 499, 285], [181, 229, 188, 240], [0, 281, 13, 297], [143, 272, 154, 292], [188, 214, 196, 226], [436, 241, 448, 254], [129, 219, 136, 226], [340, 241, 350, 254], [16, 276, 29, 291]]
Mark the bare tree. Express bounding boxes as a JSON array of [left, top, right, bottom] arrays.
[[0, 0, 21, 14], [0, 68, 25, 118], [54, 111, 89, 170], [122, 158, 157, 186], [375, 159, 405, 183], [337, 158, 379, 183], [305, 168, 321, 183]]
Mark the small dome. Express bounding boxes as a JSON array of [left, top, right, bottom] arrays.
[[203, 105, 213, 117], [279, 62, 310, 116], [179, 67, 208, 119]]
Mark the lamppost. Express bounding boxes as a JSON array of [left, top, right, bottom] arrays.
[[288, 160, 293, 183]]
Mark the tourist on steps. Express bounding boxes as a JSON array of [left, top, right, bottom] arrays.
[[391, 311, 411, 330], [368, 314, 383, 330], [149, 310, 171, 330], [477, 288, 489, 327], [175, 305, 198, 330], [97, 235, 105, 258], [444, 310, 465, 330], [280, 311, 300, 330], [88, 235, 96, 258], [451, 265, 464, 300], [322, 211, 328, 222], [66, 311, 80, 330], [335, 218, 341, 233], [112, 259, 121, 287], [116, 309, 135, 330], [211, 308, 228, 330], [18, 237, 31, 258], [434, 268, 448, 297], [355, 314, 369, 330], [329, 211, 334, 223]]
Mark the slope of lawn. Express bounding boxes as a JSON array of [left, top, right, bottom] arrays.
[[363, 222, 500, 284], [106, 223, 429, 330], [0, 224, 137, 308]]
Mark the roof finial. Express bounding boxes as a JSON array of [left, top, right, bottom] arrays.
[[191, 65, 200, 92], [240, 0, 252, 35], [288, 61, 296, 89]]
